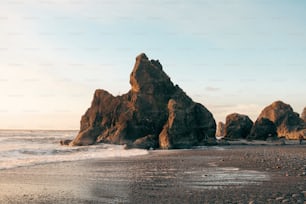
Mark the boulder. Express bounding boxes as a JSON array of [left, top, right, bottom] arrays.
[[70, 53, 216, 148], [224, 113, 253, 139], [302, 107, 306, 122], [133, 134, 158, 149], [257, 101, 306, 139], [60, 139, 72, 146], [216, 121, 225, 137], [248, 118, 277, 140]]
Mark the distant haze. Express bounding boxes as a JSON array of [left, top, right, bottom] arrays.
[[0, 1, 305, 129]]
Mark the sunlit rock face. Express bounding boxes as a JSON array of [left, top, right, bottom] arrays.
[[70, 53, 216, 149], [216, 122, 225, 137]]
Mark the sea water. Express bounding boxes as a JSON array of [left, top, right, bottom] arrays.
[[0, 130, 148, 170]]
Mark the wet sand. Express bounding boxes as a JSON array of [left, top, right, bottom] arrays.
[[0, 145, 305, 203]]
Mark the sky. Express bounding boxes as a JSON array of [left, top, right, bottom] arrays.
[[0, 0, 305, 129]]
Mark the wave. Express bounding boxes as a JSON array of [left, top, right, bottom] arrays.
[[0, 130, 148, 170]]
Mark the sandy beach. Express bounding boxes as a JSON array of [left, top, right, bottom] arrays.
[[0, 145, 305, 204]]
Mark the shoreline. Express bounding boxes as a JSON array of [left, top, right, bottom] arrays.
[[0, 145, 305, 203]]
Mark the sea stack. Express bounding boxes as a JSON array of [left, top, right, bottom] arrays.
[[70, 53, 216, 149], [301, 107, 306, 122], [224, 113, 253, 139], [256, 101, 306, 139], [216, 121, 225, 137]]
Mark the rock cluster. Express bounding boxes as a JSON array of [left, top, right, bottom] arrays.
[[223, 101, 305, 140], [257, 101, 305, 139], [70, 53, 216, 149]]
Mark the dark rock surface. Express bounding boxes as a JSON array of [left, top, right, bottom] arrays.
[[216, 121, 225, 137], [71, 53, 216, 148], [224, 113, 253, 139], [248, 118, 277, 140], [257, 101, 305, 139]]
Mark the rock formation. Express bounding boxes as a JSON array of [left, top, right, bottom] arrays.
[[248, 118, 277, 140], [216, 122, 225, 137], [224, 113, 253, 139], [257, 101, 306, 139], [302, 107, 306, 122], [70, 53, 216, 149]]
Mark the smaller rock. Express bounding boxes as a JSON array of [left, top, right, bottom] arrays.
[[60, 139, 72, 145], [281, 199, 289, 203], [301, 107, 306, 122], [216, 121, 225, 137], [248, 118, 277, 140], [133, 134, 158, 149], [224, 113, 253, 139], [275, 197, 284, 201]]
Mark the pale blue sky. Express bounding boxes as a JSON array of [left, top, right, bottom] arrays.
[[0, 0, 305, 129]]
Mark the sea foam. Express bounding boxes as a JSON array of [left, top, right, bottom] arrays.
[[0, 130, 148, 170]]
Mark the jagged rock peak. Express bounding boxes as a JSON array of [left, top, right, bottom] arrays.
[[130, 53, 172, 94], [136, 53, 148, 61], [68, 53, 217, 149]]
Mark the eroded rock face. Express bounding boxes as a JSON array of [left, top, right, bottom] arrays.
[[70, 53, 216, 148], [224, 113, 253, 139], [216, 122, 225, 137], [257, 101, 305, 139], [248, 118, 277, 140]]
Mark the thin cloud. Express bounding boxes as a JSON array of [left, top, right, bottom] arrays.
[[205, 86, 220, 92]]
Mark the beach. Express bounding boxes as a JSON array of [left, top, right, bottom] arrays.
[[0, 145, 305, 203]]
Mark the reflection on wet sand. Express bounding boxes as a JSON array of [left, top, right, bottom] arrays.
[[88, 151, 269, 203]]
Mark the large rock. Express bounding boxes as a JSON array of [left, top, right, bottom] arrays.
[[70, 53, 216, 148], [257, 101, 306, 139], [216, 121, 225, 137], [302, 107, 306, 122], [224, 113, 253, 139], [248, 118, 277, 140], [159, 96, 216, 149]]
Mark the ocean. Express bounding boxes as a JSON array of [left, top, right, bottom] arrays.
[[0, 130, 148, 170]]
